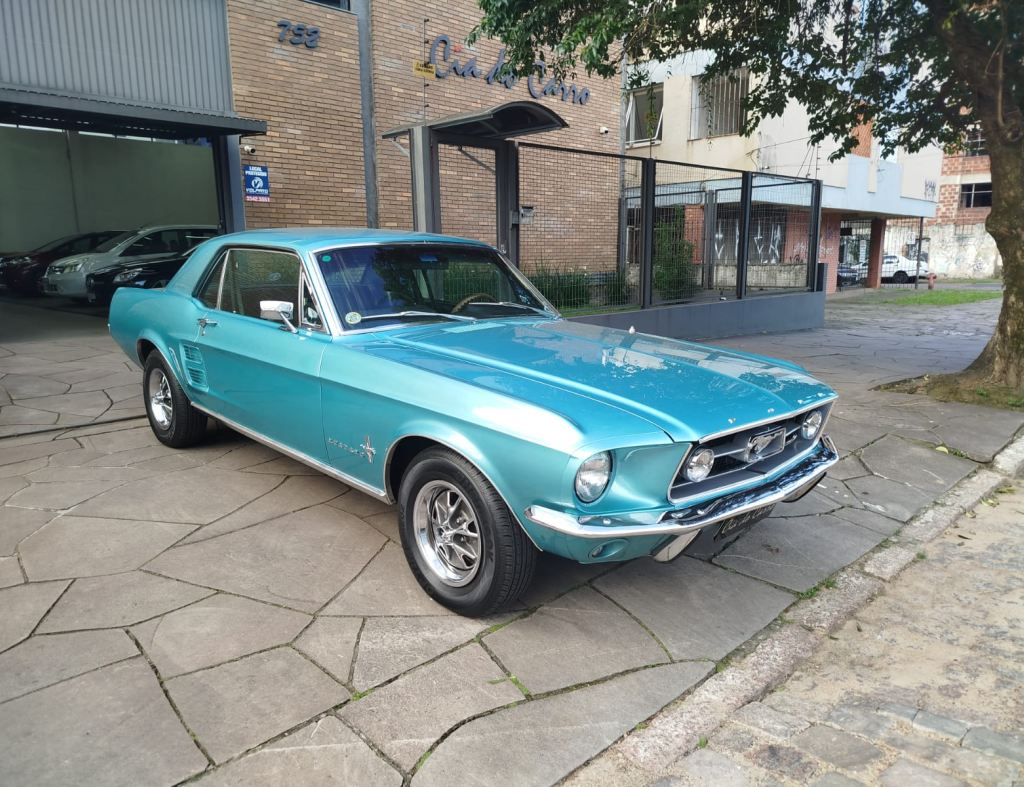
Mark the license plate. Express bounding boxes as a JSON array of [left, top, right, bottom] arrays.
[[744, 426, 786, 463]]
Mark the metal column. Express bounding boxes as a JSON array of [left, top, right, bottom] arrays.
[[736, 171, 753, 299], [638, 157, 656, 308], [409, 125, 441, 234], [807, 179, 823, 290], [213, 135, 246, 233]]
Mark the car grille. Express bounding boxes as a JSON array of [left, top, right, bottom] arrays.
[[669, 403, 832, 502]]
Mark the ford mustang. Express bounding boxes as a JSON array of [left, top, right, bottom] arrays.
[[108, 228, 838, 615]]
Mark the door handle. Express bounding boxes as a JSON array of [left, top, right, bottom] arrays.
[[197, 317, 218, 335]]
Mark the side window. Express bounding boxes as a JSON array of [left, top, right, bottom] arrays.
[[300, 273, 325, 331], [197, 253, 228, 309], [222, 248, 300, 321]]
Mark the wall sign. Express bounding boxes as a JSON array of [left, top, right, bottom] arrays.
[[244, 165, 270, 203], [277, 20, 320, 48], [428, 35, 591, 106]]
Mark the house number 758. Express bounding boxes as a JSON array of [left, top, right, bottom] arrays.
[[277, 20, 320, 48]]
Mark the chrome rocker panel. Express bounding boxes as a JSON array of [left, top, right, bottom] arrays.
[[524, 435, 838, 540]]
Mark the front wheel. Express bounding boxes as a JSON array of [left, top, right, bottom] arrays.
[[892, 270, 909, 284], [143, 353, 208, 448], [398, 447, 536, 616]]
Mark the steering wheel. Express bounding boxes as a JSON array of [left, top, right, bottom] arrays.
[[451, 292, 492, 313]]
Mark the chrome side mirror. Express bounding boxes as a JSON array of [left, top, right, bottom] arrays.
[[260, 300, 297, 333]]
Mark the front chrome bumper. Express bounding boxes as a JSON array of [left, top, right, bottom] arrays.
[[524, 435, 838, 540]]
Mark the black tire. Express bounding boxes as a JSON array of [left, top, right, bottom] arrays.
[[142, 352, 208, 448], [892, 270, 909, 284], [398, 447, 536, 616]]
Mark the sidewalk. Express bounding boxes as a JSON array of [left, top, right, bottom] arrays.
[[0, 296, 1022, 785], [648, 484, 1024, 786]]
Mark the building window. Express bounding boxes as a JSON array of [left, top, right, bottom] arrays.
[[964, 127, 986, 157], [960, 182, 992, 208], [305, 0, 350, 10], [690, 69, 749, 139], [626, 85, 664, 144]]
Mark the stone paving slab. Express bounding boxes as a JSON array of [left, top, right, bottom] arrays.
[[0, 580, 69, 651], [131, 593, 311, 678], [485, 586, 668, 693], [19, 515, 195, 580], [415, 661, 713, 787], [0, 629, 138, 703], [38, 570, 214, 632], [341, 643, 523, 770], [594, 557, 794, 660], [194, 716, 403, 786], [0, 659, 207, 786], [713, 514, 886, 592], [146, 505, 386, 613], [166, 647, 349, 764]]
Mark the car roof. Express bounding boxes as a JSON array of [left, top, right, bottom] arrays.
[[212, 227, 492, 253]]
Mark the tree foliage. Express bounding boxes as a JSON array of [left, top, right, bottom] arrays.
[[474, 0, 1022, 159], [475, 0, 1024, 393]]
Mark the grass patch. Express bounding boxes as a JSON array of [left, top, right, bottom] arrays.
[[877, 290, 1002, 306], [915, 550, 927, 561], [697, 736, 709, 749], [833, 288, 1002, 307]]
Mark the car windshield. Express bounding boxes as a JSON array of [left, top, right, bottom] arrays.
[[93, 230, 136, 253], [315, 244, 554, 329], [32, 235, 79, 254]]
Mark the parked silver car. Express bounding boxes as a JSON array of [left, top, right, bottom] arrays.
[[42, 225, 219, 299]]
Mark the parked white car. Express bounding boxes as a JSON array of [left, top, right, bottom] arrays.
[[42, 225, 219, 299], [846, 254, 929, 284]]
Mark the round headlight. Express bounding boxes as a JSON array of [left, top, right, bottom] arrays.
[[801, 409, 824, 440], [575, 452, 612, 503], [684, 447, 716, 482]]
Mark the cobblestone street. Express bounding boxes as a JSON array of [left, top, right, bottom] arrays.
[[656, 484, 1024, 787]]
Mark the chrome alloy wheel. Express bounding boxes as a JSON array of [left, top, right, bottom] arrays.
[[413, 480, 483, 587], [147, 369, 173, 429]]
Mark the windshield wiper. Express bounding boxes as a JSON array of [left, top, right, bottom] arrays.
[[472, 301, 552, 315], [356, 311, 477, 324]]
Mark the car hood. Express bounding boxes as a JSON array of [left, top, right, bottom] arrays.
[[380, 318, 835, 443]]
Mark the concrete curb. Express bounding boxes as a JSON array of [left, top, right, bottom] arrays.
[[563, 431, 1024, 785]]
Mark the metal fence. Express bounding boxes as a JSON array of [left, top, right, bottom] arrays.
[[836, 217, 930, 290], [882, 217, 929, 288], [511, 142, 820, 314], [429, 139, 821, 314]]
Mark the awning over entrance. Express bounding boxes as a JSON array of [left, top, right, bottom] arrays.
[[383, 101, 567, 141], [0, 88, 266, 140]]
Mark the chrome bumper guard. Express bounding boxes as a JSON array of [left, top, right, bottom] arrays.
[[524, 435, 839, 540]]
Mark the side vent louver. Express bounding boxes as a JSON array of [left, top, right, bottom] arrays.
[[181, 343, 208, 389]]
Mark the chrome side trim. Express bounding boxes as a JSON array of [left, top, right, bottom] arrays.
[[524, 435, 837, 540], [190, 403, 389, 501]]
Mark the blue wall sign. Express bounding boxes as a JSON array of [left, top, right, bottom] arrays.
[[244, 165, 270, 203], [428, 35, 592, 106]]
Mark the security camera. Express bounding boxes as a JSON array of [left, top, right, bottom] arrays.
[[241, 143, 257, 155], [599, 126, 610, 135]]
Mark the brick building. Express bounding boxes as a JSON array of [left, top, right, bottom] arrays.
[[227, 0, 622, 247], [925, 131, 1000, 278]]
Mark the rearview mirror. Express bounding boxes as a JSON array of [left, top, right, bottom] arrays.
[[260, 300, 297, 333]]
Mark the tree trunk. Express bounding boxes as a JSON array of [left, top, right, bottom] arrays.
[[965, 127, 1024, 394]]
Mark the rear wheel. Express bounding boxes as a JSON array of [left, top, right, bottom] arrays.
[[143, 353, 208, 448], [398, 447, 536, 616], [892, 270, 909, 284]]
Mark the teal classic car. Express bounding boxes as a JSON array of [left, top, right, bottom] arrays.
[[109, 228, 838, 615]]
